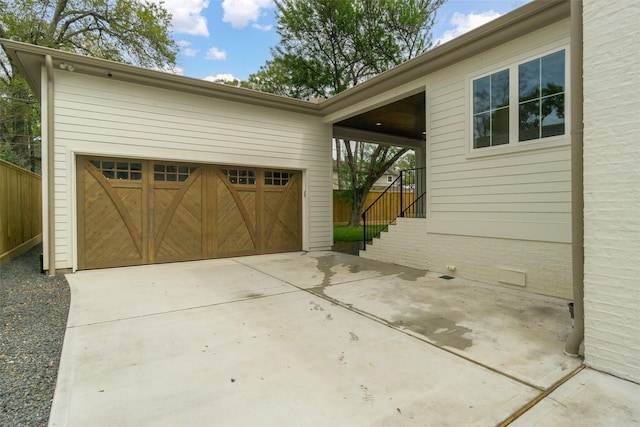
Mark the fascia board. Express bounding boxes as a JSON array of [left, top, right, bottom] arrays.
[[0, 39, 322, 116]]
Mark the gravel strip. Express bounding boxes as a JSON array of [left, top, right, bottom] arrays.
[[1, 245, 70, 427]]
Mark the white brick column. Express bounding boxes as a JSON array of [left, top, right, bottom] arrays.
[[583, 0, 640, 383]]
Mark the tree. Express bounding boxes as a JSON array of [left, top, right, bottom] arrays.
[[0, 0, 178, 172], [335, 141, 409, 225], [248, 0, 444, 226]]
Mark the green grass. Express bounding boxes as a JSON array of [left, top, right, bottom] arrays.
[[334, 226, 364, 242], [333, 225, 388, 242]]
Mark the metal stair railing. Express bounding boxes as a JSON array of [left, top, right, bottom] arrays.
[[361, 167, 426, 250]]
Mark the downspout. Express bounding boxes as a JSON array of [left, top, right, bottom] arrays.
[[564, 0, 584, 357], [45, 55, 56, 276]]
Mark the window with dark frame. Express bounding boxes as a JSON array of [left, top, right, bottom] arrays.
[[90, 159, 142, 180], [221, 168, 256, 185], [265, 170, 291, 186], [471, 49, 566, 150], [518, 50, 566, 141], [154, 163, 198, 182]]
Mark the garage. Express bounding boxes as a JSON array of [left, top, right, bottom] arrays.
[[77, 156, 302, 269]]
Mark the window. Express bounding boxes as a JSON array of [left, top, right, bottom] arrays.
[[154, 163, 197, 182], [90, 159, 142, 180], [473, 69, 510, 148], [518, 50, 565, 141], [387, 175, 393, 183], [265, 170, 291, 186], [221, 168, 256, 185], [471, 49, 566, 150]]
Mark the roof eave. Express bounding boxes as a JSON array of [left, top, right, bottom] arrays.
[[0, 39, 322, 115]]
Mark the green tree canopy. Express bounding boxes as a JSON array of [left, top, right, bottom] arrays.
[[249, 0, 443, 98], [249, 0, 444, 226], [0, 0, 178, 171]]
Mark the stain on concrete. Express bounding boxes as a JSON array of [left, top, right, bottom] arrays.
[[392, 314, 473, 350], [360, 384, 374, 402], [244, 293, 264, 299], [314, 252, 427, 290], [396, 269, 428, 282], [315, 254, 337, 289], [309, 301, 325, 311]]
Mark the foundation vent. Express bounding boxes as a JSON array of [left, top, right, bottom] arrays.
[[497, 268, 526, 287]]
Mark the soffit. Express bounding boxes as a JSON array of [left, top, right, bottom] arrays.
[[334, 92, 425, 143]]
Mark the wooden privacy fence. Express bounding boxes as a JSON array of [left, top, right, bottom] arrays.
[[0, 159, 42, 264], [333, 190, 415, 225]]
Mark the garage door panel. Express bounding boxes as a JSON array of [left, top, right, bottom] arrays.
[[78, 157, 301, 269], [78, 158, 146, 269], [152, 168, 204, 263], [263, 173, 301, 253], [216, 181, 257, 257]]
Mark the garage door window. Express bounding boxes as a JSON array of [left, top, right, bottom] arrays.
[[221, 168, 256, 185], [90, 159, 142, 180], [154, 163, 197, 182], [265, 170, 291, 186]]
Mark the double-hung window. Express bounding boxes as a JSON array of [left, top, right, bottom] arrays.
[[471, 49, 566, 150]]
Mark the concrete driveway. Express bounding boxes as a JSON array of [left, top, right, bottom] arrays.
[[50, 251, 640, 426]]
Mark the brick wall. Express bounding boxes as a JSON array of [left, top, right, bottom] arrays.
[[360, 218, 429, 270], [583, 0, 640, 382], [360, 218, 572, 299]]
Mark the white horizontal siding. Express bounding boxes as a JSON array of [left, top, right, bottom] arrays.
[[52, 72, 332, 269], [426, 19, 571, 243]]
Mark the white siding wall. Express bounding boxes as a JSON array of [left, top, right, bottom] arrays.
[[426, 19, 571, 243], [360, 19, 573, 298], [583, 0, 640, 383], [51, 72, 332, 270]]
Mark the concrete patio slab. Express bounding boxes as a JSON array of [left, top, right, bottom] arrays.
[[239, 251, 581, 390], [50, 289, 537, 426], [51, 251, 639, 426], [511, 368, 640, 426], [236, 251, 415, 289], [64, 258, 296, 327]]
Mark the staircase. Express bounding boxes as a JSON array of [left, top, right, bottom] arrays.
[[361, 167, 426, 250], [359, 217, 429, 269]]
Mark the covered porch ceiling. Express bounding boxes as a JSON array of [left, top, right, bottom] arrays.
[[332, 91, 426, 149]]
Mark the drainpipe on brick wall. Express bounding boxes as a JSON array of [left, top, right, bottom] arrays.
[[564, 0, 584, 357], [45, 55, 56, 276]]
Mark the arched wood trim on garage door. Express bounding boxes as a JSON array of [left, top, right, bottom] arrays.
[[77, 156, 302, 269]]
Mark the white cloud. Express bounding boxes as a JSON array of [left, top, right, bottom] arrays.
[[149, 0, 210, 36], [205, 47, 227, 60], [222, 0, 274, 29], [252, 23, 273, 31], [204, 73, 239, 82], [177, 40, 199, 57], [436, 10, 502, 45], [183, 48, 198, 57]]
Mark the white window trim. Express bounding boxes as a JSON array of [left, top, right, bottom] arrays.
[[466, 45, 571, 158]]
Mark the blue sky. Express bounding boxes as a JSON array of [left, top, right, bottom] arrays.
[[157, 0, 531, 82]]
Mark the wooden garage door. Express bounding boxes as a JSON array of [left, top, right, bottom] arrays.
[[77, 157, 301, 269]]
